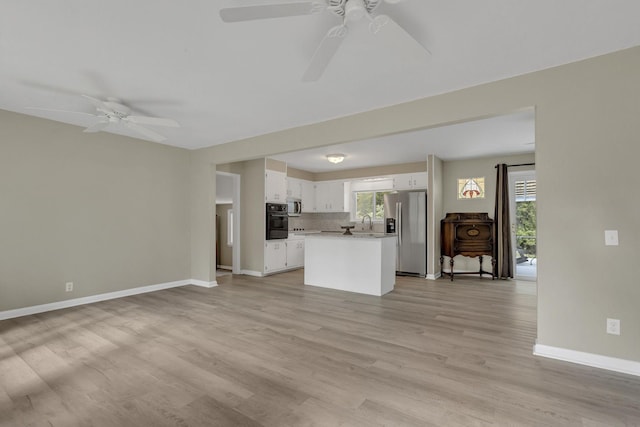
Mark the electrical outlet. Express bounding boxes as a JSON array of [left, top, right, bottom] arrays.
[[606, 318, 620, 335], [65, 282, 74, 292], [605, 230, 619, 246]]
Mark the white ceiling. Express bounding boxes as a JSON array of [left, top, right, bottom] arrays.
[[2, 1, 640, 161]]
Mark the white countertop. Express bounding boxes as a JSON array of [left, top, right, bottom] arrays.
[[305, 232, 394, 239], [288, 230, 321, 237]]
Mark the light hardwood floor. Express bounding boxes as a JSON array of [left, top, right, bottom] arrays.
[[1, 271, 640, 426]]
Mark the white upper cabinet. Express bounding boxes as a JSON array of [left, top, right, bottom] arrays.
[[301, 179, 316, 213], [286, 177, 303, 199], [265, 170, 287, 203], [315, 181, 350, 213], [392, 172, 428, 190]]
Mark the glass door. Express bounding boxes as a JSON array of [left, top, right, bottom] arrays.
[[509, 171, 537, 280]]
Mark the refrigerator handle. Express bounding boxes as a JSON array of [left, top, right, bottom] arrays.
[[397, 202, 402, 245], [395, 202, 400, 245]]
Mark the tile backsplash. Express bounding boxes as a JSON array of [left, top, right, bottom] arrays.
[[289, 212, 384, 233]]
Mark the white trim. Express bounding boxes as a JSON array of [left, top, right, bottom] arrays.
[[534, 344, 640, 377], [241, 270, 264, 277], [0, 279, 194, 321], [0, 279, 221, 321], [190, 280, 218, 288], [426, 272, 442, 280]]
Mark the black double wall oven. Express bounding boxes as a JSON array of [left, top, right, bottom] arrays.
[[266, 203, 288, 240]]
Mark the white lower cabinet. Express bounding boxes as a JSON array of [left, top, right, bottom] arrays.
[[264, 241, 287, 273], [286, 237, 305, 269], [264, 237, 305, 274]]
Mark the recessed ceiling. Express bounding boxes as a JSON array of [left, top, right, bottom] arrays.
[[272, 109, 535, 172], [1, 1, 639, 150]]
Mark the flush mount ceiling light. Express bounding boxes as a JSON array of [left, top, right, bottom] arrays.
[[326, 154, 346, 164]]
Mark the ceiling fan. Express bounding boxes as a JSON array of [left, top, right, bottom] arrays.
[[27, 95, 180, 142], [219, 0, 428, 82]]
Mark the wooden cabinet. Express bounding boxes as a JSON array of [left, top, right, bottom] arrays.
[[440, 212, 495, 281], [392, 172, 427, 190], [264, 240, 287, 273], [315, 181, 350, 212], [265, 170, 287, 203], [286, 237, 305, 269]]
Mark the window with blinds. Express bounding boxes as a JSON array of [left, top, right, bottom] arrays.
[[515, 179, 536, 201]]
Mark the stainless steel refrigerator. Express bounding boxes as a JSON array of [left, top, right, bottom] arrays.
[[384, 191, 427, 277]]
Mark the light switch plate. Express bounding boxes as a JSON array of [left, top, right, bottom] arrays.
[[605, 230, 619, 246], [607, 318, 620, 335]]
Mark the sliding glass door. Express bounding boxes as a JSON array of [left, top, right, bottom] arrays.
[[509, 171, 537, 280]]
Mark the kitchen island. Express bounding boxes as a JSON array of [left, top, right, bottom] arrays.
[[304, 233, 396, 296]]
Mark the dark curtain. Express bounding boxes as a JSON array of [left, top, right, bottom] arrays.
[[494, 164, 513, 278]]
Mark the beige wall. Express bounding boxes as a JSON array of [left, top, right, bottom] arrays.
[[216, 204, 233, 267], [287, 167, 314, 181], [190, 161, 216, 282], [265, 158, 286, 173], [287, 161, 428, 182], [217, 159, 265, 274], [1, 110, 191, 311], [427, 155, 444, 277], [192, 46, 640, 363], [442, 153, 535, 215], [315, 161, 427, 182]]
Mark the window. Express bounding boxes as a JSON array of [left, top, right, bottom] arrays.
[[227, 209, 233, 246], [355, 191, 390, 221], [515, 179, 536, 201], [457, 177, 485, 199]]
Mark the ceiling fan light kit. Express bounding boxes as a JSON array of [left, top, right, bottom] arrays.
[[344, 0, 366, 21], [219, 0, 427, 82]]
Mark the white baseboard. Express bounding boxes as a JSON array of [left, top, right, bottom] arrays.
[[190, 279, 218, 288], [534, 344, 640, 377], [426, 272, 442, 280], [0, 278, 218, 321], [241, 270, 264, 277]]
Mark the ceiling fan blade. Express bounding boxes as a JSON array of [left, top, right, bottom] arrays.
[[83, 119, 110, 133], [81, 94, 108, 110], [220, 2, 323, 22], [124, 122, 167, 142], [302, 25, 348, 82], [374, 14, 431, 55], [126, 115, 180, 128], [24, 107, 96, 117]]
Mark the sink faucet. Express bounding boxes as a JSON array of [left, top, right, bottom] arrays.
[[362, 214, 373, 231]]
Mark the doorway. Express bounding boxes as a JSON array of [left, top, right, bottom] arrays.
[[509, 171, 537, 280], [216, 172, 241, 275]]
